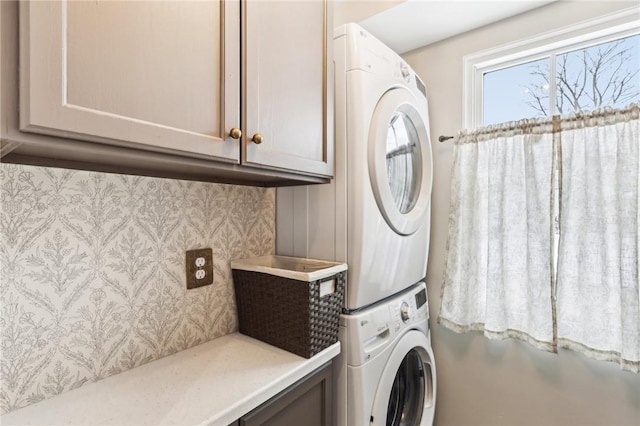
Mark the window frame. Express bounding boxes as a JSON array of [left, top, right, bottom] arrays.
[[463, 7, 640, 129]]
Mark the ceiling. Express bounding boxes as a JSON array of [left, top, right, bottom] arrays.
[[359, 0, 558, 54]]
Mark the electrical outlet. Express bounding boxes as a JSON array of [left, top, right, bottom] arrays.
[[186, 248, 213, 289]]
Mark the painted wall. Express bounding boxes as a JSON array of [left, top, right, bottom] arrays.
[[334, 0, 404, 27], [402, 1, 640, 425], [0, 163, 275, 414]]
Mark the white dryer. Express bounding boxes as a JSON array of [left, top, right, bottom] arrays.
[[277, 25, 433, 310], [343, 24, 433, 310], [338, 282, 437, 426], [290, 23, 434, 311]]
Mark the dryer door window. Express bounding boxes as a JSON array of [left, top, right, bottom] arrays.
[[369, 88, 433, 236], [386, 112, 420, 214]]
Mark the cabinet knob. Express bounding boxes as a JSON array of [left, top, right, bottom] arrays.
[[251, 133, 263, 144], [229, 128, 242, 140]]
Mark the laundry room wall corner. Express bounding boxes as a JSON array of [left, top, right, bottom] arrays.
[[276, 186, 309, 258]]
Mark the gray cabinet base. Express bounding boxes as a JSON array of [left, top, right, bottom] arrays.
[[236, 362, 333, 426]]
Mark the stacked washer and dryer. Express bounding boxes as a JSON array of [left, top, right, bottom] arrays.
[[278, 23, 436, 425]]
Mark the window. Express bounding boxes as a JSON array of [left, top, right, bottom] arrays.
[[465, 8, 640, 128], [386, 112, 420, 214]]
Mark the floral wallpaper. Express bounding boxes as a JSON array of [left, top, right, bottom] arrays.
[[0, 164, 275, 414]]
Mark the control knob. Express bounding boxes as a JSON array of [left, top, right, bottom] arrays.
[[400, 64, 410, 78], [400, 302, 411, 323]]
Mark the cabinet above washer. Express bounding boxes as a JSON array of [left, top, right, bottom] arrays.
[[0, 0, 333, 187]]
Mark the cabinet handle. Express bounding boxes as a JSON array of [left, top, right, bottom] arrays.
[[229, 128, 242, 139], [251, 133, 263, 144]]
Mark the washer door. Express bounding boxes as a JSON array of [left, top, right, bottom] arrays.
[[371, 330, 437, 426], [368, 88, 433, 236]]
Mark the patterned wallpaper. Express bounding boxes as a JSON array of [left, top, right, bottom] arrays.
[[0, 163, 275, 414]]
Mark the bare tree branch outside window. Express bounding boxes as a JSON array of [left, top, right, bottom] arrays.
[[525, 35, 640, 116]]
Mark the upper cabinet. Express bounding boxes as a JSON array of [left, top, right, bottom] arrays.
[[19, 0, 240, 162], [1, 0, 332, 186], [242, 0, 333, 177]]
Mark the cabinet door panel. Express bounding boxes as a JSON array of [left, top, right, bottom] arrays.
[[20, 0, 239, 162], [239, 363, 332, 426], [243, 0, 333, 177]]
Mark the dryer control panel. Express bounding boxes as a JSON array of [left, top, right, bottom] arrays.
[[342, 282, 429, 367], [338, 23, 427, 99]]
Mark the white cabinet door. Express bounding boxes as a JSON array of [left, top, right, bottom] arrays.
[[242, 0, 333, 177], [19, 0, 240, 162]]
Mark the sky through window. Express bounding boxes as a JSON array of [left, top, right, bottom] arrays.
[[483, 34, 640, 126]]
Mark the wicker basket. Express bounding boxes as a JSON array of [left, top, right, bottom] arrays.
[[231, 255, 347, 359]]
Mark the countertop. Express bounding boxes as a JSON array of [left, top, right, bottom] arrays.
[[0, 333, 340, 426]]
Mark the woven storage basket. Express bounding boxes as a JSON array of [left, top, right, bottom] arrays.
[[231, 256, 347, 359]]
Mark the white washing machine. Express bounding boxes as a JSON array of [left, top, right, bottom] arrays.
[[277, 23, 434, 311], [336, 282, 437, 426]]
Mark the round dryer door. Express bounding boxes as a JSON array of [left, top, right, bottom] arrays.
[[368, 88, 433, 236], [371, 330, 437, 426]]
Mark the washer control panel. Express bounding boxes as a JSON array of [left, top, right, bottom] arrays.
[[390, 286, 426, 327], [342, 282, 430, 367]]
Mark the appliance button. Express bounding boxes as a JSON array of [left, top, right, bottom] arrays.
[[400, 64, 410, 78], [400, 302, 411, 322]]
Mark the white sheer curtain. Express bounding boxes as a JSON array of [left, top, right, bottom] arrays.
[[556, 106, 639, 373], [440, 104, 640, 371], [439, 120, 556, 352]]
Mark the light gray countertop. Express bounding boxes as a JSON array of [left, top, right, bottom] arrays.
[[0, 333, 340, 426]]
